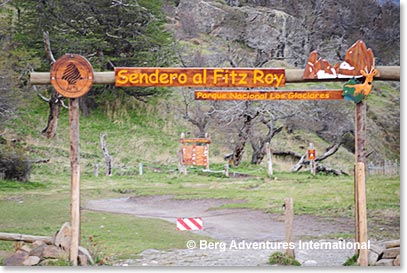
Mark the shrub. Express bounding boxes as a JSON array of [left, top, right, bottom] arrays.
[[269, 252, 301, 266], [0, 146, 32, 182]]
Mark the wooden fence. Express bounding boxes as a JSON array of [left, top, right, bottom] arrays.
[[367, 159, 399, 176]]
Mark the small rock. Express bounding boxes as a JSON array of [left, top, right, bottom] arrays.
[[54, 222, 71, 253], [0, 250, 13, 261], [375, 259, 394, 266], [78, 254, 88, 266], [4, 250, 29, 266], [303, 260, 318, 266], [39, 258, 58, 266], [19, 244, 32, 253], [29, 245, 46, 259], [23, 256, 41, 266], [368, 249, 379, 265], [393, 255, 400, 266], [32, 240, 46, 249], [42, 245, 65, 259], [79, 246, 95, 265]]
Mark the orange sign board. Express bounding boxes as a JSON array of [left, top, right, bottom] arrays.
[[115, 68, 285, 88], [50, 54, 94, 98], [308, 149, 316, 160], [194, 90, 344, 101], [182, 145, 209, 167]]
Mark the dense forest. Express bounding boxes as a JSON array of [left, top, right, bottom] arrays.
[[0, 0, 400, 180]]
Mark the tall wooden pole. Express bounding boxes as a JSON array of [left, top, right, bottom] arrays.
[[69, 98, 81, 266], [354, 101, 368, 266], [284, 197, 295, 258]]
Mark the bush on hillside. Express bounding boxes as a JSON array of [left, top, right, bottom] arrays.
[[0, 146, 32, 182]]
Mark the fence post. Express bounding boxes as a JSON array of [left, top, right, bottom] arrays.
[[139, 163, 143, 176], [284, 197, 295, 258], [266, 142, 273, 176], [178, 132, 187, 175], [224, 164, 229, 177], [309, 143, 316, 175]]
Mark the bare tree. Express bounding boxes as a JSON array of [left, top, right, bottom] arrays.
[[38, 31, 65, 139]]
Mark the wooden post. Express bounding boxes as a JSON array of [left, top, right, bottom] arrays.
[[205, 133, 210, 170], [69, 98, 80, 266], [266, 142, 273, 176], [94, 163, 99, 177], [178, 133, 187, 175], [354, 164, 359, 256], [309, 143, 316, 176], [139, 163, 143, 176], [354, 101, 368, 266], [224, 164, 229, 177], [284, 197, 295, 258], [355, 162, 368, 266]]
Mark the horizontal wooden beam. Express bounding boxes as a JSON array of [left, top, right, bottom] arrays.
[[0, 232, 53, 244], [29, 66, 399, 85]]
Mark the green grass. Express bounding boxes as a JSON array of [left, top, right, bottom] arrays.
[[269, 252, 301, 266]]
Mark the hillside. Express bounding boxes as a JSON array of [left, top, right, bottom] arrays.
[[0, 0, 400, 178]]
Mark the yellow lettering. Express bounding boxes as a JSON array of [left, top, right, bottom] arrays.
[[193, 73, 203, 84], [178, 73, 187, 84], [169, 73, 178, 84], [214, 69, 224, 84], [159, 73, 169, 84], [139, 73, 148, 84], [149, 69, 159, 84], [238, 73, 248, 85], [274, 74, 285, 87], [116, 69, 129, 85], [264, 73, 275, 84], [253, 70, 264, 84], [129, 73, 139, 84]]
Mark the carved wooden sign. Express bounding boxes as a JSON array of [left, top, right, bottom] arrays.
[[303, 40, 375, 79], [115, 68, 285, 87], [180, 137, 211, 168], [303, 40, 379, 103], [194, 90, 344, 100], [50, 54, 94, 98]]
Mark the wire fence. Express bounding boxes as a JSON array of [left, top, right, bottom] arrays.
[[367, 159, 399, 176]]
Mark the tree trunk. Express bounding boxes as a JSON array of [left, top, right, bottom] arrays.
[[100, 134, 112, 176], [250, 125, 283, 165], [250, 142, 264, 165], [41, 90, 62, 139], [231, 110, 257, 166], [79, 96, 90, 116]]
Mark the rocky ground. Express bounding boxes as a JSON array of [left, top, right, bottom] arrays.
[[86, 195, 361, 266]]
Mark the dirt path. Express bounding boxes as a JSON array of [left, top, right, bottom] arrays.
[[85, 195, 356, 266]]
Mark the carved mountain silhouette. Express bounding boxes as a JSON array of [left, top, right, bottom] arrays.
[[303, 40, 375, 79]]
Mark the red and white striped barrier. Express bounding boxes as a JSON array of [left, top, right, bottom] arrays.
[[176, 217, 203, 231]]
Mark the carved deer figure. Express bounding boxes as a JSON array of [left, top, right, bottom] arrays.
[[344, 68, 379, 96]]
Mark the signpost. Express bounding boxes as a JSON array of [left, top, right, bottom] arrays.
[[29, 40, 400, 267], [308, 144, 316, 176], [179, 134, 211, 172], [50, 54, 94, 266]]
